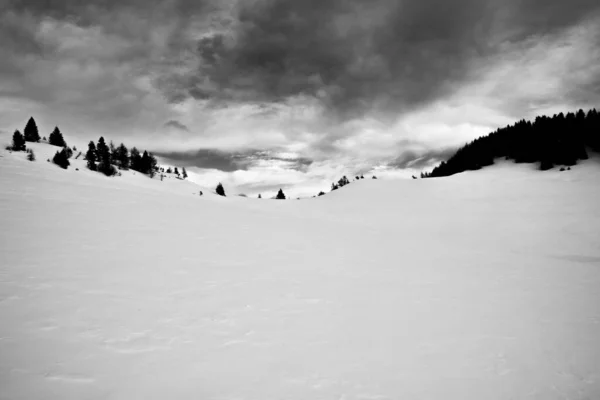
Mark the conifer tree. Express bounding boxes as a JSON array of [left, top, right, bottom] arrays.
[[11, 130, 26, 151], [23, 117, 40, 142], [258, 194, 262, 199], [48, 127, 67, 147], [52, 148, 70, 169], [182, 167, 188, 179], [115, 143, 129, 169], [138, 151, 157, 176], [96, 137, 115, 176], [276, 189, 286, 200], [130, 147, 142, 171], [174, 167, 179, 175], [86, 141, 97, 171], [27, 149, 35, 161], [216, 183, 226, 197]]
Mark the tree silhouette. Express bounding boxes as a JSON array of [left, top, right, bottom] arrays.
[[130, 147, 142, 172], [182, 167, 188, 179], [216, 183, 226, 196], [23, 117, 40, 142], [48, 127, 67, 147], [53, 148, 70, 169], [11, 130, 26, 151], [96, 137, 115, 176], [86, 141, 97, 171], [115, 143, 129, 169], [276, 189, 286, 199]]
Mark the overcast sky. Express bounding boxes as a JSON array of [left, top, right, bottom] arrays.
[[1, 0, 599, 197]]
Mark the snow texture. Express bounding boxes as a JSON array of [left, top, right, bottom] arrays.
[[1, 142, 600, 399]]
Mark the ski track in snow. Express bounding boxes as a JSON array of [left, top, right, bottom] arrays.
[[1, 142, 600, 399]]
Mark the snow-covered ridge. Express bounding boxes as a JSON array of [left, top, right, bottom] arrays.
[[1, 142, 600, 400]]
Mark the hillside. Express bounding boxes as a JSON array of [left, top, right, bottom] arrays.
[[1, 144, 600, 399], [423, 108, 600, 178]]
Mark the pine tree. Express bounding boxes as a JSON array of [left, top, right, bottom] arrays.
[[130, 147, 142, 171], [174, 167, 179, 175], [258, 194, 262, 199], [23, 117, 40, 142], [11, 130, 26, 151], [26, 148, 36, 161], [182, 167, 188, 179], [48, 127, 67, 147], [52, 148, 70, 169], [216, 183, 226, 197], [140, 151, 151, 174], [318, 191, 325, 196], [86, 141, 97, 171], [276, 189, 286, 199], [166, 167, 172, 173], [116, 143, 129, 169], [96, 137, 115, 176]]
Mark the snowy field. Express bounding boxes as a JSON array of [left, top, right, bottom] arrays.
[[1, 142, 600, 400]]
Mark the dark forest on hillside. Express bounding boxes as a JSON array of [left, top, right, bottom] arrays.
[[423, 109, 600, 178]]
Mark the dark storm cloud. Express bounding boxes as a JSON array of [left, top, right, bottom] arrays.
[[178, 0, 600, 116], [164, 120, 190, 131], [154, 149, 314, 172], [2, 0, 214, 22], [155, 149, 248, 172]]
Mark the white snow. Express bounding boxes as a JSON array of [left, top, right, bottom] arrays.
[[1, 142, 600, 400]]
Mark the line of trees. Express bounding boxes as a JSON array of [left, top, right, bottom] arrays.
[[422, 108, 600, 178], [86, 137, 158, 177]]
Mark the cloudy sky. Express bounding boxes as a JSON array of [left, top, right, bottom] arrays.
[[1, 0, 599, 197]]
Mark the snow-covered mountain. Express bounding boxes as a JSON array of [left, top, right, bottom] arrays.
[[1, 141, 600, 399]]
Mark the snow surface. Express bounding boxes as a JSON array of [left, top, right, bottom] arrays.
[[1, 142, 600, 400]]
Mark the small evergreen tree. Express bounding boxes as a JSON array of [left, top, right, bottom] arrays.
[[11, 130, 26, 151], [86, 141, 97, 170], [27, 148, 35, 161], [48, 127, 67, 147], [276, 189, 286, 200], [258, 194, 262, 199], [96, 137, 115, 176], [130, 147, 142, 171], [23, 117, 40, 142], [182, 167, 188, 179], [96, 137, 109, 161], [52, 148, 70, 169], [166, 167, 172, 173], [174, 167, 179, 175], [115, 143, 129, 169], [318, 191, 325, 196], [372, 175, 377, 179], [216, 183, 226, 197]]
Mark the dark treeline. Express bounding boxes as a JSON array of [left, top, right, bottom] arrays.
[[423, 109, 600, 178], [86, 136, 158, 177], [7, 117, 164, 178]]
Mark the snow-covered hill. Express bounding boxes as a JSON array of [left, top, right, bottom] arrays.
[[1, 143, 600, 400]]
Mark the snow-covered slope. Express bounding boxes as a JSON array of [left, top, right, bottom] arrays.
[[1, 143, 600, 400]]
